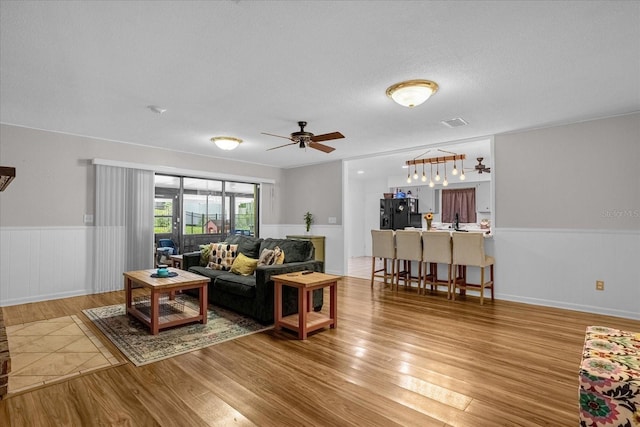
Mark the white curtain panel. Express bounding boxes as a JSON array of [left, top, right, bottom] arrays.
[[94, 165, 154, 293]]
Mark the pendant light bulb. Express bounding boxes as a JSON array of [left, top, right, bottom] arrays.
[[443, 163, 448, 186], [429, 163, 434, 187], [421, 163, 427, 182], [460, 159, 465, 180], [413, 166, 418, 180], [460, 172, 466, 181], [407, 171, 411, 183], [435, 163, 441, 181], [452, 161, 458, 176]]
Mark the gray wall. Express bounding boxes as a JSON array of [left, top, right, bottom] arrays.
[[495, 112, 639, 230], [0, 124, 284, 227], [281, 161, 342, 226]]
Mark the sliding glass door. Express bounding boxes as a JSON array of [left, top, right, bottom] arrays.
[[154, 174, 259, 254]]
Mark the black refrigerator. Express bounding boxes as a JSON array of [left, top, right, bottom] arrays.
[[380, 198, 422, 230]]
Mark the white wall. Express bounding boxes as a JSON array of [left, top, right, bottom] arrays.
[[0, 124, 285, 306], [493, 113, 640, 319]]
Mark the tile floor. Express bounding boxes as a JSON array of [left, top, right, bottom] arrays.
[[6, 315, 121, 394]]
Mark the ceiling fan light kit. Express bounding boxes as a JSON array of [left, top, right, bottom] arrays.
[[386, 79, 439, 108], [211, 136, 243, 151]]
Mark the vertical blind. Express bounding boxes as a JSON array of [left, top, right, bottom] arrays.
[[94, 165, 154, 293]]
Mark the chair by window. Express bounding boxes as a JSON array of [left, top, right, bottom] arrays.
[[422, 231, 453, 298], [395, 230, 423, 293], [451, 232, 494, 305], [370, 230, 396, 289], [156, 239, 177, 266]]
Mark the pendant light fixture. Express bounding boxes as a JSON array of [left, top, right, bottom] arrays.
[[404, 150, 467, 185], [386, 79, 439, 108]]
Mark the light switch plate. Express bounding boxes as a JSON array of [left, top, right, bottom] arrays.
[[328, 217, 337, 224], [83, 214, 94, 224]]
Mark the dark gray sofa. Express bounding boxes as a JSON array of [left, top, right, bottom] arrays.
[[183, 234, 324, 324]]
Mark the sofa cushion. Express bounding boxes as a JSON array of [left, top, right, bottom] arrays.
[[206, 243, 238, 271], [214, 274, 257, 298], [230, 253, 258, 276], [260, 238, 313, 263], [188, 266, 230, 281], [224, 235, 263, 259]]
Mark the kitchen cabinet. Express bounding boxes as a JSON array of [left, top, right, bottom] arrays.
[[476, 182, 491, 213]]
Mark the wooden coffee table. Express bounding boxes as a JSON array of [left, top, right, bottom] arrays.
[[123, 268, 210, 335], [272, 271, 340, 340]]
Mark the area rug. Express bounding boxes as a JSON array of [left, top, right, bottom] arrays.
[[82, 295, 272, 366], [6, 315, 123, 396]]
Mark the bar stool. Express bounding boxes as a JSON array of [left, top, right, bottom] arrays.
[[421, 231, 453, 298], [370, 230, 396, 288], [451, 232, 495, 305], [394, 230, 423, 293]]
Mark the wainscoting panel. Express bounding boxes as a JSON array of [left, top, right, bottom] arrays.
[[493, 227, 640, 319], [0, 227, 95, 307]]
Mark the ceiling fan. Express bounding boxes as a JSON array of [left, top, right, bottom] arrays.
[[262, 121, 344, 153], [466, 157, 492, 174]]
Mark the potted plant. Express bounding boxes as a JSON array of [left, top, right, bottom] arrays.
[[304, 211, 314, 233]]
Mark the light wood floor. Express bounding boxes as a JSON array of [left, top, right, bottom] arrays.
[[1, 273, 639, 426]]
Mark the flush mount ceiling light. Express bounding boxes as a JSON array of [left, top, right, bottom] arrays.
[[211, 136, 243, 151], [386, 79, 439, 108]]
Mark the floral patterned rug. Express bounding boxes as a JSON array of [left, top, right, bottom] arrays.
[[578, 325, 640, 427], [82, 295, 272, 366]]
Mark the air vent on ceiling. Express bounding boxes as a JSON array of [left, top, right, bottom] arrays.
[[441, 117, 468, 128]]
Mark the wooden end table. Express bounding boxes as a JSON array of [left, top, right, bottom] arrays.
[[272, 272, 340, 340], [123, 268, 210, 335], [169, 254, 183, 269]]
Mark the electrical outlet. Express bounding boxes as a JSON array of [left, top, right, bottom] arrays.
[[596, 280, 604, 291]]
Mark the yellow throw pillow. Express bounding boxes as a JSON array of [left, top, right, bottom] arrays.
[[230, 252, 258, 276]]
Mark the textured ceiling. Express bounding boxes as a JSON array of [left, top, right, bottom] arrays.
[[1, 1, 639, 177]]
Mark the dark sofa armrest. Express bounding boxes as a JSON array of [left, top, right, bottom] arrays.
[[183, 251, 202, 271]]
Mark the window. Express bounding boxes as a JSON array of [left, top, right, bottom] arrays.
[[441, 188, 476, 223], [154, 174, 259, 253]]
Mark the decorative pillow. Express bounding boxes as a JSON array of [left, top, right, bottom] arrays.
[[275, 247, 285, 265], [230, 253, 259, 276], [206, 243, 238, 271], [257, 246, 285, 266], [257, 248, 275, 266], [200, 243, 214, 267]]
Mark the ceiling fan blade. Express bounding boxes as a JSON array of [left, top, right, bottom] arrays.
[[261, 132, 293, 141], [309, 142, 335, 153], [311, 132, 344, 142], [266, 141, 298, 151]]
